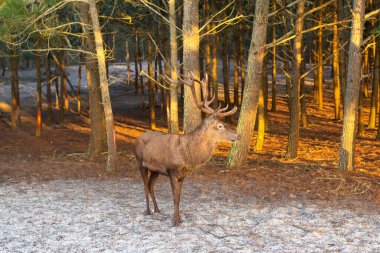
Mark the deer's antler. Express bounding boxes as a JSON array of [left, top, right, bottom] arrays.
[[165, 72, 238, 118]]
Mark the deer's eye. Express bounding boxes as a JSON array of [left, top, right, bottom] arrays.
[[217, 124, 224, 129]]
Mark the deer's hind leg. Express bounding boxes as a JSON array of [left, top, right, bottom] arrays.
[[148, 172, 160, 213], [138, 164, 151, 215]]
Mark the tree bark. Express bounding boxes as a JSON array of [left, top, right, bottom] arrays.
[[317, 0, 324, 110], [35, 44, 42, 137], [46, 53, 53, 121], [77, 53, 82, 114], [79, 2, 105, 159], [227, 0, 269, 168], [271, 1, 277, 112], [338, 0, 348, 104], [285, 0, 304, 159], [254, 64, 266, 152], [88, 0, 117, 172], [169, 0, 179, 133], [211, 22, 218, 106], [338, 0, 365, 172], [9, 46, 20, 128], [125, 38, 131, 85], [59, 51, 66, 125], [222, 31, 231, 107], [183, 0, 202, 133], [134, 31, 139, 95], [300, 56, 308, 128], [148, 39, 156, 130], [333, 0, 341, 120], [368, 37, 379, 129]]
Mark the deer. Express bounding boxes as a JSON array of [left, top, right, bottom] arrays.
[[133, 73, 240, 226]]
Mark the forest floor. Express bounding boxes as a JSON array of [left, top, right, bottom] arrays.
[[0, 63, 379, 252]]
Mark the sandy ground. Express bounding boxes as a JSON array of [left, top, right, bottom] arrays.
[[1, 179, 379, 252]]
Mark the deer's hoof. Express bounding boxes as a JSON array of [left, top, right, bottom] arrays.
[[172, 217, 181, 226], [145, 209, 152, 215]]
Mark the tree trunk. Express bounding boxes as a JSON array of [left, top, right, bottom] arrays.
[[222, 31, 231, 107], [300, 56, 308, 128], [333, 0, 341, 120], [134, 31, 139, 95], [338, 0, 348, 104], [59, 51, 66, 125], [35, 45, 42, 137], [88, 0, 117, 172], [211, 22, 218, 106], [169, 0, 179, 133], [357, 81, 364, 137], [233, 36, 240, 107], [46, 53, 53, 121], [139, 39, 145, 109], [79, 2, 106, 159], [317, 0, 324, 110], [368, 37, 379, 129], [126, 38, 131, 85], [338, 0, 365, 172], [148, 39, 156, 130], [77, 53, 82, 114], [9, 46, 20, 128], [271, 2, 277, 112], [285, 0, 304, 159], [227, 0, 269, 168], [238, 1, 245, 101], [183, 0, 202, 133], [254, 65, 266, 152]]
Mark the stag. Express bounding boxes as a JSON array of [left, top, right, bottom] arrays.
[[133, 74, 240, 226]]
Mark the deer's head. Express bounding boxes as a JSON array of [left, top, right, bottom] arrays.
[[168, 73, 240, 143]]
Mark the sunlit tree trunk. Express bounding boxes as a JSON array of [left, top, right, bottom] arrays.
[[238, 1, 245, 101], [183, 0, 202, 133], [233, 34, 240, 107], [79, 2, 105, 159], [254, 63, 267, 152], [88, 0, 117, 172], [338, 0, 348, 104], [222, 31, 231, 107], [317, 0, 324, 110], [333, 0, 341, 120], [169, 0, 179, 133], [368, 37, 379, 129], [271, 1, 277, 112], [148, 39, 156, 130], [77, 53, 82, 114], [285, 0, 304, 159], [227, 0, 269, 168], [338, 0, 365, 172], [59, 51, 66, 125], [35, 42, 42, 137], [300, 56, 308, 128], [211, 21, 218, 106]]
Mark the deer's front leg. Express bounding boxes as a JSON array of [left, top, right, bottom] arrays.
[[168, 172, 184, 226]]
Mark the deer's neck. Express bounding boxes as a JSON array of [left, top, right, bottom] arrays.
[[180, 126, 216, 168]]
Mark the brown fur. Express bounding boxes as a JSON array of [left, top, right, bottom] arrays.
[[133, 115, 240, 226]]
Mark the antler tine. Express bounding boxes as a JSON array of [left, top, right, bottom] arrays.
[[215, 105, 238, 118], [216, 103, 229, 114]]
